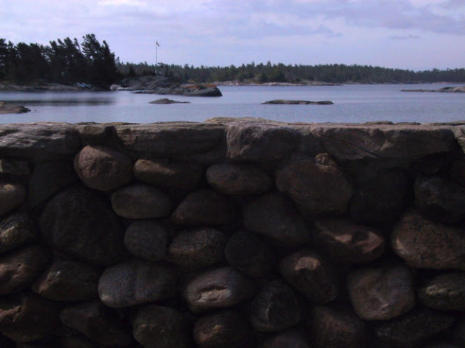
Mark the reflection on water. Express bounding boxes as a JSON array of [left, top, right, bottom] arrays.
[[7, 98, 115, 106]]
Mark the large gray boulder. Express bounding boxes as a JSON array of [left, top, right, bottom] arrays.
[[243, 193, 311, 246], [0, 123, 81, 161], [193, 311, 254, 348], [0, 183, 26, 216], [183, 267, 255, 313], [98, 260, 177, 308], [172, 189, 236, 226], [134, 159, 203, 190], [314, 219, 385, 264], [33, 260, 100, 302], [0, 246, 49, 295], [60, 301, 132, 347], [111, 184, 173, 219], [132, 305, 191, 348], [348, 265, 415, 320], [0, 214, 36, 255], [276, 154, 353, 216], [39, 187, 125, 266], [226, 122, 299, 161], [74, 145, 133, 191], [124, 220, 168, 261], [0, 294, 60, 343], [392, 212, 465, 270], [279, 250, 338, 304], [206, 163, 272, 195]]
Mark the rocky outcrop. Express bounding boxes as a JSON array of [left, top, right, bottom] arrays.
[[263, 99, 333, 105], [0, 102, 30, 114], [402, 86, 465, 93]]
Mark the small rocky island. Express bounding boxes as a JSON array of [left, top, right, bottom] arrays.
[[402, 86, 465, 93], [117, 76, 222, 97], [263, 99, 334, 105], [0, 102, 30, 114], [149, 98, 190, 104]]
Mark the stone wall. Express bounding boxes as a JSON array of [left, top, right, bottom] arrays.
[[1, 118, 465, 347]]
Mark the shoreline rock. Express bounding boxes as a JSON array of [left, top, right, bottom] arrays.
[[149, 98, 190, 104], [263, 99, 334, 105], [402, 86, 465, 93], [0, 102, 30, 115]]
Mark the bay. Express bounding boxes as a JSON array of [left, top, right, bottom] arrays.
[[0, 83, 464, 124]]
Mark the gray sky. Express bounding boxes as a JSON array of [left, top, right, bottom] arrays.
[[1, 0, 464, 69]]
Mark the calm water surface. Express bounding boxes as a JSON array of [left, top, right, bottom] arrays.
[[0, 83, 464, 124]]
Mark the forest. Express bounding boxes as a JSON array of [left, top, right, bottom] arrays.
[[0, 34, 120, 88], [1, 34, 465, 89], [120, 62, 465, 84]]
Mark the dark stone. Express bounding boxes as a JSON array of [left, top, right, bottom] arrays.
[[308, 306, 367, 348], [226, 122, 299, 161], [76, 123, 118, 146], [132, 305, 191, 348], [225, 230, 275, 278], [449, 157, 465, 187], [111, 184, 173, 219], [74, 145, 133, 191], [349, 169, 409, 225], [193, 311, 254, 348], [28, 160, 78, 208], [124, 220, 168, 261], [0, 213, 36, 255], [418, 273, 465, 311], [206, 163, 272, 195], [261, 330, 310, 348], [0, 123, 81, 161], [0, 294, 60, 343], [0, 183, 25, 215], [59, 335, 97, 348], [456, 317, 465, 345], [149, 98, 190, 104], [134, 159, 203, 190], [243, 193, 311, 246], [168, 228, 226, 269], [249, 280, 301, 332], [60, 301, 132, 347], [348, 265, 415, 320], [39, 187, 124, 266], [414, 176, 465, 224], [263, 99, 333, 105], [0, 159, 30, 177], [98, 260, 177, 308], [312, 124, 455, 161], [279, 250, 338, 304], [183, 267, 255, 313], [115, 122, 225, 158], [172, 189, 236, 226], [374, 309, 455, 348], [32, 260, 99, 302], [276, 154, 353, 216], [0, 246, 49, 295], [392, 212, 465, 270], [314, 219, 385, 264]]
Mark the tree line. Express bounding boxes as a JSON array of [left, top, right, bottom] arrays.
[[119, 61, 465, 84], [1, 34, 464, 87], [0, 34, 120, 88]]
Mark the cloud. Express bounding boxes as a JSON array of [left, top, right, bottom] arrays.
[[390, 34, 421, 40]]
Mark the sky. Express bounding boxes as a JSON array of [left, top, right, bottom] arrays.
[[0, 0, 464, 70]]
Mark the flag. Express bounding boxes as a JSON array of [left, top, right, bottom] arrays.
[[156, 41, 160, 47]]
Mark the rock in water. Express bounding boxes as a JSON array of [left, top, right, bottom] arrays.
[[263, 99, 333, 105], [39, 187, 124, 266], [149, 98, 190, 104]]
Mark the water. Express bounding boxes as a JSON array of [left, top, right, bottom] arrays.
[[0, 83, 464, 124]]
